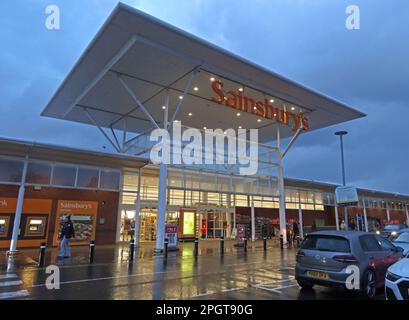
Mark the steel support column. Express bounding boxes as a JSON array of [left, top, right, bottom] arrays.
[[226, 209, 231, 239], [134, 169, 142, 247], [9, 155, 29, 254], [334, 202, 340, 231], [276, 126, 287, 246], [155, 91, 169, 253], [386, 201, 391, 222], [251, 197, 256, 241], [298, 192, 304, 239], [362, 198, 369, 232], [406, 204, 409, 226]]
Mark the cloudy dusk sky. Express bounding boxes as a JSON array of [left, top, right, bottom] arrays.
[[1, 0, 408, 193]]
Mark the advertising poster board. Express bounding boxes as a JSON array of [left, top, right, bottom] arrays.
[[53, 200, 98, 246], [335, 186, 359, 206], [178, 209, 197, 240]]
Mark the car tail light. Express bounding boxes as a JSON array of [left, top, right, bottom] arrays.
[[296, 251, 305, 258], [333, 255, 358, 263]]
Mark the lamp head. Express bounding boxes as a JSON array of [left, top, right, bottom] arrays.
[[335, 131, 348, 136]]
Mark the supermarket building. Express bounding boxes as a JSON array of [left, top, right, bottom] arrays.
[[1, 137, 409, 251], [1, 3, 408, 251]]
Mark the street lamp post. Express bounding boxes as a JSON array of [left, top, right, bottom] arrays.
[[335, 131, 349, 230]]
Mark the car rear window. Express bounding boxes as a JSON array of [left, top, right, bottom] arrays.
[[359, 235, 381, 252], [301, 235, 351, 253]]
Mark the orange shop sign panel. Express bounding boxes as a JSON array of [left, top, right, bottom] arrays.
[[210, 80, 309, 132], [0, 197, 52, 249]]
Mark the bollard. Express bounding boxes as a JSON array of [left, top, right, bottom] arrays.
[[164, 238, 169, 258], [244, 237, 248, 253], [194, 238, 199, 257], [129, 239, 135, 261], [38, 242, 46, 267], [89, 240, 95, 264], [263, 237, 267, 251], [220, 236, 225, 256], [279, 235, 284, 250]]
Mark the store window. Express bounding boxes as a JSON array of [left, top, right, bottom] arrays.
[[301, 204, 315, 210], [168, 189, 184, 206], [123, 172, 138, 191], [121, 191, 136, 205], [100, 170, 120, 190], [186, 190, 201, 206], [235, 194, 249, 207], [26, 162, 51, 185], [52, 165, 76, 187], [315, 193, 323, 204], [207, 192, 220, 205], [168, 170, 183, 188], [0, 158, 23, 183], [77, 168, 99, 188]]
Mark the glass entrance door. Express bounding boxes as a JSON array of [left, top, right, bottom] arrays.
[[140, 209, 157, 242], [203, 209, 227, 239], [120, 208, 158, 242]]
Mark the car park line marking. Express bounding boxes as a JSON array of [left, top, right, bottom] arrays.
[[0, 280, 23, 287], [252, 277, 295, 287], [0, 274, 18, 280], [190, 291, 215, 298], [221, 287, 244, 292], [0, 290, 29, 300], [253, 282, 298, 294]]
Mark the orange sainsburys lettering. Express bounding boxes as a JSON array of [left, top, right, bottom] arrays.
[[210, 80, 309, 132]]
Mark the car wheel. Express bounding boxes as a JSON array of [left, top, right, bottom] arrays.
[[362, 269, 377, 299], [297, 279, 314, 290]]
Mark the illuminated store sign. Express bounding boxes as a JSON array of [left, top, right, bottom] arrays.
[[211, 80, 309, 131]]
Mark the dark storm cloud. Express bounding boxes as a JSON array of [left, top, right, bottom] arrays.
[[0, 0, 408, 193]]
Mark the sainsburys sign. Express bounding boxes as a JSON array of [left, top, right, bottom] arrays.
[[210, 80, 309, 132]]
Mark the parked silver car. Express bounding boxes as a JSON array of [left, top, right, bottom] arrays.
[[295, 231, 404, 298]]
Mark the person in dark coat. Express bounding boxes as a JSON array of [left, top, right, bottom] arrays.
[[350, 218, 356, 231], [292, 221, 300, 241], [58, 216, 75, 258]]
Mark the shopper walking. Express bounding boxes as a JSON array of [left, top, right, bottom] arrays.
[[350, 218, 356, 231], [58, 216, 75, 259], [292, 220, 300, 242]]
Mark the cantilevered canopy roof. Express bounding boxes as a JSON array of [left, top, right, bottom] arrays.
[[42, 2, 365, 142]]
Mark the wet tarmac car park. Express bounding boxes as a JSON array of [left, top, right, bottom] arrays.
[[0, 241, 384, 300]]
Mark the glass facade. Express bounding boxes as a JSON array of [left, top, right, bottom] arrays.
[[119, 170, 409, 213], [0, 158, 24, 183], [0, 156, 121, 192]]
